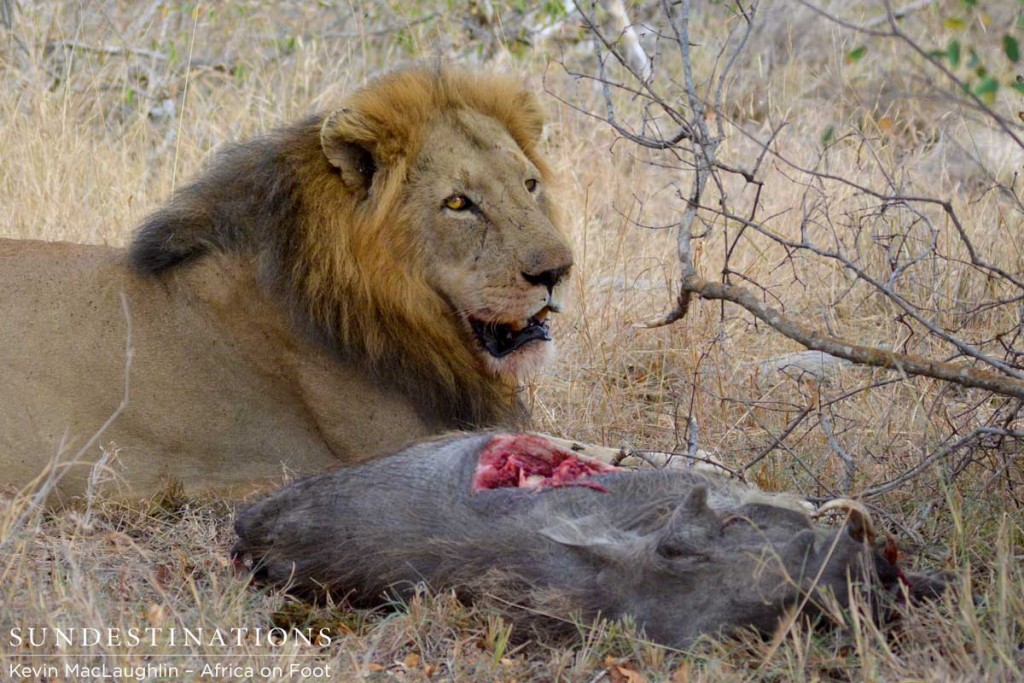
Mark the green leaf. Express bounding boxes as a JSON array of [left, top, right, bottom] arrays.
[[974, 77, 998, 94], [1012, 81, 1024, 95], [944, 17, 967, 30], [967, 46, 981, 69], [1005, 35, 1021, 63], [846, 46, 868, 63], [541, 0, 568, 19], [821, 125, 835, 147], [947, 39, 961, 68], [973, 76, 1000, 104]]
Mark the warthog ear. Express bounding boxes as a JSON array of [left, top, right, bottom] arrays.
[[655, 487, 719, 560], [321, 108, 379, 196], [540, 516, 641, 564], [663, 487, 716, 531]]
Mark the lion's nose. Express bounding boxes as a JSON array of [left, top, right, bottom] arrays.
[[522, 264, 571, 293]]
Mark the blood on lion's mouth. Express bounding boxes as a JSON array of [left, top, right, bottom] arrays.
[[470, 312, 551, 359]]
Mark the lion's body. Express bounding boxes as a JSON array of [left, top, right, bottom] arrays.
[[0, 239, 437, 501], [1, 64, 573, 503]]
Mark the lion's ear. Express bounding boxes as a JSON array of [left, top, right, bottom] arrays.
[[321, 108, 379, 195], [512, 89, 546, 150]]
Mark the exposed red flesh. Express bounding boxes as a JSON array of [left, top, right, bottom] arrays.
[[471, 434, 620, 493]]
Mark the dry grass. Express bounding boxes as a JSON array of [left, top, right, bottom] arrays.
[[1, 1, 1022, 680]]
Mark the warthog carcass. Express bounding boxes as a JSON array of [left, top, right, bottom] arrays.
[[233, 432, 945, 648]]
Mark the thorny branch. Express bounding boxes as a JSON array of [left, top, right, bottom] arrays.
[[566, 0, 1024, 500]]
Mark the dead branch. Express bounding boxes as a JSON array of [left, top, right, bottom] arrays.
[[680, 273, 1024, 400]]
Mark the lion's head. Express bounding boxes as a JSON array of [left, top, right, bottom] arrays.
[[130, 64, 573, 428]]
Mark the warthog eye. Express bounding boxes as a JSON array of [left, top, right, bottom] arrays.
[[444, 194, 472, 211], [721, 516, 746, 530], [657, 539, 707, 563], [525, 178, 539, 193]]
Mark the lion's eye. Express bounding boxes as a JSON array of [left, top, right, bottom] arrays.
[[444, 195, 471, 211], [525, 178, 539, 193]]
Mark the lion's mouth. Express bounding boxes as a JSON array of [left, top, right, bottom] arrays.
[[470, 312, 551, 359]]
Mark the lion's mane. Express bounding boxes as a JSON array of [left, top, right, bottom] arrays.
[[130, 65, 555, 428]]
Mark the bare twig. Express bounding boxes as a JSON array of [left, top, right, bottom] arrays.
[[714, 203, 1024, 380], [862, 0, 933, 28], [632, 0, 723, 329], [626, 448, 742, 479], [573, 0, 693, 149], [819, 412, 856, 494], [743, 403, 815, 473], [859, 427, 1024, 499], [681, 273, 1024, 400]]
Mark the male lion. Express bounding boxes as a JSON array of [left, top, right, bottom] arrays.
[[0, 64, 573, 503]]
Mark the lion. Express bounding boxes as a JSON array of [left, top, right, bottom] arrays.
[[0, 64, 575, 504]]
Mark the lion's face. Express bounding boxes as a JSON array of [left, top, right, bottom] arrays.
[[403, 111, 573, 378], [316, 67, 574, 402]]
